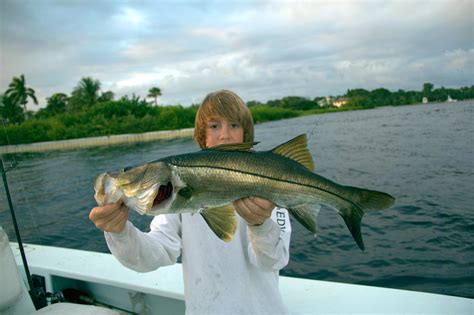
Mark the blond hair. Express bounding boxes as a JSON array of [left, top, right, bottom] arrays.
[[194, 89, 254, 148]]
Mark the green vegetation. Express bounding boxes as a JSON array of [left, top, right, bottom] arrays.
[[1, 99, 198, 145], [1, 75, 473, 145], [250, 106, 299, 123]]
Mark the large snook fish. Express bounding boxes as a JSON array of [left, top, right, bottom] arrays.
[[94, 134, 394, 250]]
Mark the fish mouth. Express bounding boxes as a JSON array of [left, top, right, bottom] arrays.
[[153, 182, 173, 207]]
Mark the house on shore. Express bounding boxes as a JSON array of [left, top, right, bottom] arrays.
[[317, 96, 333, 107], [333, 97, 349, 107]]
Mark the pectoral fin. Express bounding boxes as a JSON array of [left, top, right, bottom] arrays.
[[178, 187, 193, 199], [201, 204, 237, 242]]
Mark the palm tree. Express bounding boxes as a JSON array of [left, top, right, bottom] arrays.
[[46, 93, 68, 115], [5, 74, 38, 117], [69, 77, 101, 110], [148, 87, 162, 105], [0, 94, 24, 124]]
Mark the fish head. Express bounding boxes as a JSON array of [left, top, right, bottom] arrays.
[[94, 162, 183, 215]]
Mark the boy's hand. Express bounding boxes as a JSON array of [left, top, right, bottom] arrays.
[[233, 197, 274, 226], [89, 201, 129, 233]]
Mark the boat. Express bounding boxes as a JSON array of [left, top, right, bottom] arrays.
[[2, 231, 472, 314]]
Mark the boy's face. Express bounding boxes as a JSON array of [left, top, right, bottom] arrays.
[[205, 117, 244, 147]]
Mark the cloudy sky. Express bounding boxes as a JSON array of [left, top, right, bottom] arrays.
[[1, 0, 473, 110]]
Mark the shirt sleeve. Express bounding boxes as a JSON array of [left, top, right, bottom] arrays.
[[246, 207, 292, 271], [104, 215, 182, 272]]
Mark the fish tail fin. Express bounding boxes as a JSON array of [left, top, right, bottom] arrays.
[[341, 187, 395, 250], [350, 187, 395, 212], [290, 186, 394, 251], [339, 204, 365, 251]]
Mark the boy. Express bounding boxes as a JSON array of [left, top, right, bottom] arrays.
[[89, 90, 291, 314]]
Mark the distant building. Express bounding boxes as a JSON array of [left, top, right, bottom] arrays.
[[318, 96, 333, 107], [333, 97, 349, 107], [422, 97, 428, 104]]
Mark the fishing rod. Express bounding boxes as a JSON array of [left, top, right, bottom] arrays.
[[1, 157, 46, 309]]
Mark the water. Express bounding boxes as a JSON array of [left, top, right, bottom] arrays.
[[1, 101, 473, 298]]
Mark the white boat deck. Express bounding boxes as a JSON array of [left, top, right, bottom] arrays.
[[11, 243, 473, 314]]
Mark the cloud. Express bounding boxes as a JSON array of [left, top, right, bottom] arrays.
[[113, 7, 149, 28], [1, 0, 472, 110]]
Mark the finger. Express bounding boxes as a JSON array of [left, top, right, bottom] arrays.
[[234, 199, 254, 219], [90, 202, 123, 222], [89, 202, 120, 221], [244, 198, 273, 224], [249, 197, 274, 211], [94, 206, 128, 232], [242, 197, 269, 217], [233, 199, 249, 216], [235, 199, 267, 225], [90, 203, 127, 231], [105, 206, 129, 232]]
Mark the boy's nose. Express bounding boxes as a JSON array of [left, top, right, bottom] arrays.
[[219, 125, 230, 139]]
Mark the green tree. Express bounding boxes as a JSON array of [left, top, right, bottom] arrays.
[[459, 85, 474, 100], [98, 91, 115, 102], [69, 77, 101, 111], [431, 86, 447, 102], [347, 88, 370, 98], [281, 96, 316, 110], [423, 82, 434, 97], [246, 100, 263, 107], [35, 93, 69, 119], [5, 74, 38, 118], [120, 93, 147, 105], [370, 88, 391, 106], [0, 94, 24, 124], [393, 89, 407, 105], [346, 88, 371, 107], [266, 99, 283, 107], [43, 93, 68, 117], [148, 87, 162, 105]]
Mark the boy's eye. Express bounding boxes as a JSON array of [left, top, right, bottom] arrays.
[[230, 123, 240, 128], [208, 123, 218, 129]]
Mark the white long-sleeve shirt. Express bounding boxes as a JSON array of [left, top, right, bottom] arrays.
[[105, 207, 291, 315]]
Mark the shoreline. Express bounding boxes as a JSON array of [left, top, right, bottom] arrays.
[[1, 100, 471, 154], [0, 128, 194, 154]]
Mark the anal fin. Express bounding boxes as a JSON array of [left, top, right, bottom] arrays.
[[201, 204, 237, 242], [288, 204, 321, 236]]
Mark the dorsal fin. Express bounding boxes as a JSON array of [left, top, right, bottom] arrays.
[[206, 142, 258, 152], [271, 134, 315, 171]]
